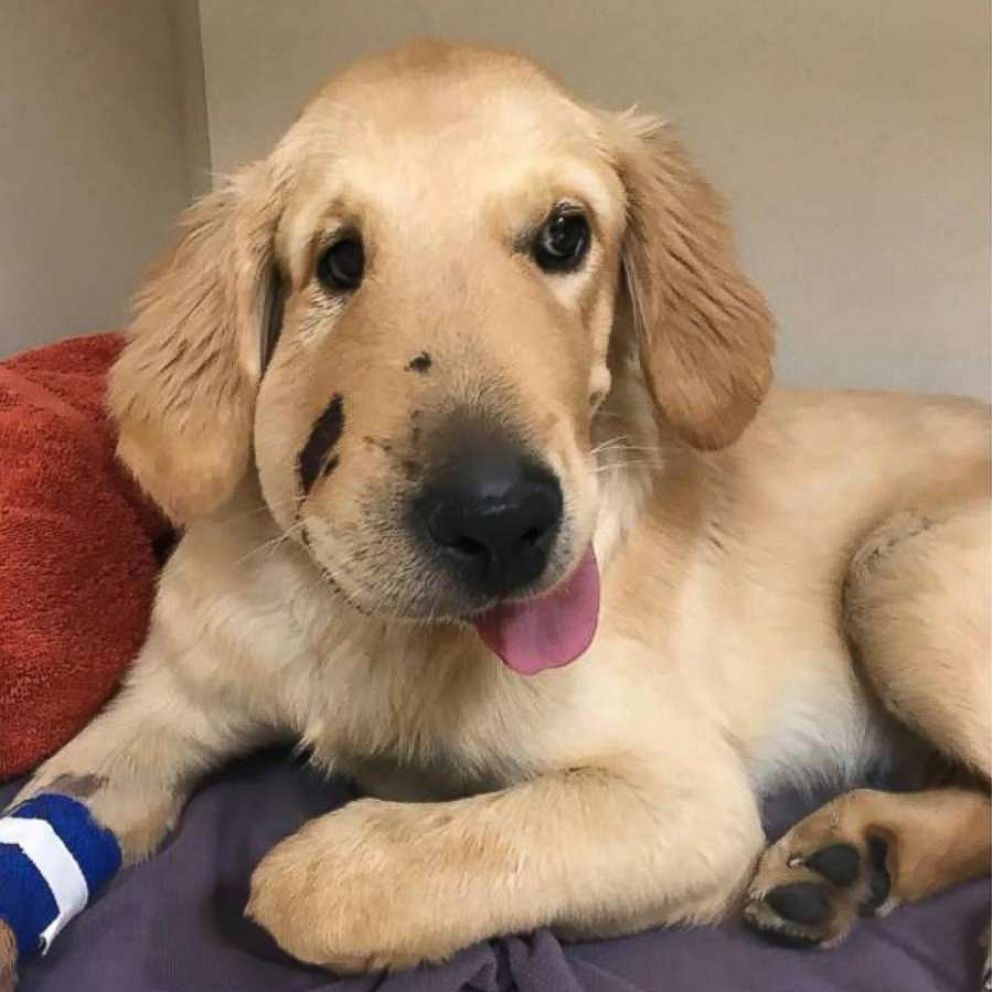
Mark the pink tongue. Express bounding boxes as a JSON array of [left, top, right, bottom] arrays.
[[473, 548, 600, 675]]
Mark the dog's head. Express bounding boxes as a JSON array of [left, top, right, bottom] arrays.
[[110, 41, 772, 671]]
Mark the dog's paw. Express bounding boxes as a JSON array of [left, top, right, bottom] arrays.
[[246, 799, 469, 973], [743, 797, 895, 948], [0, 920, 18, 992]]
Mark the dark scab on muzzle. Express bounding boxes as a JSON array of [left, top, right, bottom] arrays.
[[298, 394, 345, 496], [406, 352, 432, 374]]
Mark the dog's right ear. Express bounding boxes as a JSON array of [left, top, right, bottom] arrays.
[[108, 165, 282, 523]]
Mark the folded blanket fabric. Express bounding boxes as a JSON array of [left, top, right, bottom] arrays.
[[0, 333, 172, 780]]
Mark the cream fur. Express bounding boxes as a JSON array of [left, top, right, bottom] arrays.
[[6, 39, 989, 979]]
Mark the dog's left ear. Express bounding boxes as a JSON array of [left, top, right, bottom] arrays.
[[609, 112, 774, 449]]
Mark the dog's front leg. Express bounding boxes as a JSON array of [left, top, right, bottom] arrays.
[[0, 628, 263, 986], [248, 750, 764, 972]]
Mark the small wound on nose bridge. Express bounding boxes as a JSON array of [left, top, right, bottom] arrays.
[[407, 352, 432, 373]]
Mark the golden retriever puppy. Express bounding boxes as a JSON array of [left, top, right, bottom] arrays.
[[3, 39, 988, 985]]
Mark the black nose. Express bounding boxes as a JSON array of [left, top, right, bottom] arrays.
[[417, 450, 563, 597]]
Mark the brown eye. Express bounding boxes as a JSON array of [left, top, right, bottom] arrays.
[[533, 207, 590, 273], [317, 235, 364, 291]]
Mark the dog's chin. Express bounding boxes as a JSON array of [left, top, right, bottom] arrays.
[[296, 530, 586, 632], [298, 539, 602, 673]]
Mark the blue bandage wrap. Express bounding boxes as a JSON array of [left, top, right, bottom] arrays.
[[0, 794, 121, 960]]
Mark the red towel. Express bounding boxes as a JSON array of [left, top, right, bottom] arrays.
[[0, 333, 171, 779]]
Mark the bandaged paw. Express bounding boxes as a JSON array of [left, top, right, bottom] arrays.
[[0, 794, 121, 960]]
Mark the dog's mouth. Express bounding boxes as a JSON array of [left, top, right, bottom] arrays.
[[298, 521, 600, 673], [471, 547, 600, 675]]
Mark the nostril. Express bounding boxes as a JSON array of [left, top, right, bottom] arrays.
[[450, 535, 489, 559], [520, 526, 543, 547]]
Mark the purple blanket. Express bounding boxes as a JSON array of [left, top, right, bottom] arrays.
[[3, 753, 987, 992]]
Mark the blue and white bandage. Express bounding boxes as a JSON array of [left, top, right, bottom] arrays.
[[0, 794, 121, 960]]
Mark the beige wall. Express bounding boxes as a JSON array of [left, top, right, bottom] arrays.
[[199, 0, 990, 399], [2, 2, 987, 398], [0, 0, 205, 356]]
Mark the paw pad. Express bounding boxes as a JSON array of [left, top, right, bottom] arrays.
[[766, 882, 833, 926], [804, 843, 860, 887], [859, 835, 891, 914], [745, 833, 894, 948]]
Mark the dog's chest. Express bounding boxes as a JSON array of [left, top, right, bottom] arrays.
[[744, 667, 901, 794]]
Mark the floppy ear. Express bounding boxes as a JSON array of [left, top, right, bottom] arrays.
[[108, 165, 282, 522], [611, 113, 774, 449]]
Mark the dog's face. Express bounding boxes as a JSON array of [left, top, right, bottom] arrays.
[[110, 42, 772, 657], [253, 54, 627, 623]]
